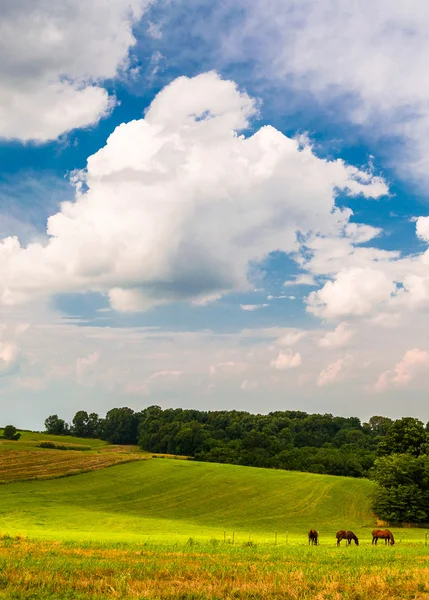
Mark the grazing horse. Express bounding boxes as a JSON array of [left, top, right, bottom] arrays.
[[372, 529, 395, 546], [308, 529, 318, 545], [336, 530, 359, 546]]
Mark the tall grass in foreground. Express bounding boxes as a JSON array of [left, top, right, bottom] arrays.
[[0, 536, 428, 599]]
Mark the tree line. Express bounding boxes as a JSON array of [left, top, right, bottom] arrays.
[[44, 407, 429, 524]]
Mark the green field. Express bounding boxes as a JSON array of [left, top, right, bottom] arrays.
[[0, 457, 377, 544], [0, 430, 109, 450], [0, 439, 428, 598]]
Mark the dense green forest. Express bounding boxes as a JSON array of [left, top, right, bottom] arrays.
[[45, 407, 394, 477], [44, 407, 429, 523]]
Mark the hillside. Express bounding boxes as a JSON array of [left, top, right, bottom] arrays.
[[0, 458, 376, 543], [0, 430, 150, 482]]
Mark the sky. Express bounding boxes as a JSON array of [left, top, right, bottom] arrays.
[[2, 0, 429, 429]]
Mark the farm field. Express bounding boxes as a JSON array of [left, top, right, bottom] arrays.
[[0, 439, 428, 598], [0, 457, 378, 543], [0, 430, 151, 483], [0, 537, 427, 599], [2, 430, 109, 449]]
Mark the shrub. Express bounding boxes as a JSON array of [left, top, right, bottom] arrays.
[[38, 442, 91, 451], [3, 425, 21, 441], [38, 442, 56, 449]]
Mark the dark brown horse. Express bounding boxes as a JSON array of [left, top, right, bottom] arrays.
[[372, 529, 394, 546], [308, 529, 318, 545], [336, 530, 359, 546]]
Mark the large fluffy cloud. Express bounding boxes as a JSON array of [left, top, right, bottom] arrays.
[[164, 0, 429, 184], [0, 72, 387, 311], [304, 218, 429, 322], [0, 0, 150, 141]]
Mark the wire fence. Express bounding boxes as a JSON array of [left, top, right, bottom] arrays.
[[218, 530, 429, 546]]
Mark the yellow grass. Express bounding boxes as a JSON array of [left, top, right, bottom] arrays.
[[0, 449, 148, 483], [0, 537, 428, 599]]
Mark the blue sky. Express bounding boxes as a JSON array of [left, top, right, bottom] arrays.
[[2, 0, 429, 428]]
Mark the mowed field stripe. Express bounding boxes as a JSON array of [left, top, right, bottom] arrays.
[[0, 458, 377, 542]]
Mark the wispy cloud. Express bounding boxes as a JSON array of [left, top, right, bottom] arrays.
[[240, 304, 269, 312], [150, 370, 183, 380]]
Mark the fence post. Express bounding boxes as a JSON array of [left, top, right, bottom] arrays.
[[224, 531, 226, 543], [232, 531, 235, 545], [425, 532, 428, 547]]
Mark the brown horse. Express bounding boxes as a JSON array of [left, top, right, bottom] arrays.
[[336, 530, 359, 546], [372, 529, 394, 546], [308, 529, 318, 545]]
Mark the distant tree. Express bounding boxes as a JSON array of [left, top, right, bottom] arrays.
[[71, 411, 101, 438], [72, 411, 90, 437], [44, 414, 68, 435], [87, 412, 102, 438], [3, 425, 21, 441], [377, 417, 428, 457], [102, 407, 139, 444], [367, 415, 394, 437]]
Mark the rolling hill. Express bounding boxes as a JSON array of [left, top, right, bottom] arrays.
[[0, 457, 377, 544], [0, 430, 149, 482]]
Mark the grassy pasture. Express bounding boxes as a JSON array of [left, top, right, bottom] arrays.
[[0, 441, 428, 598], [0, 537, 428, 599], [0, 458, 378, 543]]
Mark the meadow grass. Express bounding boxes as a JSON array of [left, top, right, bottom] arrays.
[[0, 536, 427, 599], [0, 445, 427, 597], [0, 459, 382, 544]]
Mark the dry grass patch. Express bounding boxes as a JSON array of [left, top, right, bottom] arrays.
[[0, 449, 147, 483], [0, 537, 427, 599]]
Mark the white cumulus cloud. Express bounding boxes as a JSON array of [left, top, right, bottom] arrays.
[[271, 351, 302, 370], [319, 323, 356, 349], [0, 0, 150, 141], [307, 267, 398, 320], [212, 0, 429, 185], [416, 216, 429, 243], [0, 72, 387, 311]]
